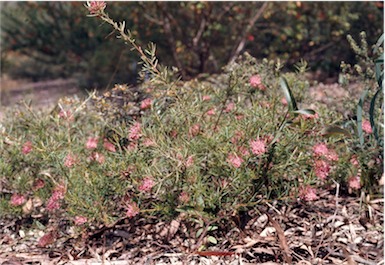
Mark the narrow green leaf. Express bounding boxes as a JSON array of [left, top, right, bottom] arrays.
[[321, 125, 351, 138], [279, 77, 298, 111], [357, 89, 368, 146], [369, 87, 383, 146], [292, 109, 316, 116], [375, 54, 384, 87]]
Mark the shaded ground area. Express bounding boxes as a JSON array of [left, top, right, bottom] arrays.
[[0, 76, 383, 265]]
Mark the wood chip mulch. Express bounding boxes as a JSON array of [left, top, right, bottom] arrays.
[[0, 188, 383, 265]]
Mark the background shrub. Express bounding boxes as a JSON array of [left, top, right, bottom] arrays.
[[1, 2, 383, 88]]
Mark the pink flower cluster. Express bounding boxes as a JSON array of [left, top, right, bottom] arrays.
[[103, 139, 116, 152], [189, 123, 201, 138], [140, 98, 152, 110], [64, 153, 77, 168], [10, 194, 26, 206], [89, 152, 105, 164], [227, 154, 244, 168], [22, 141, 33, 155], [362, 119, 372, 134], [312, 143, 339, 180], [298, 186, 318, 201], [58, 110, 74, 121], [249, 74, 266, 91], [250, 139, 266, 156], [86, 137, 99, 150], [125, 202, 139, 218], [178, 191, 190, 204], [46, 184, 66, 211], [348, 155, 361, 191], [74, 216, 88, 225], [86, 1, 106, 15], [129, 122, 142, 141], [138, 177, 155, 192]]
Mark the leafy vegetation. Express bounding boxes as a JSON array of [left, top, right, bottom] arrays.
[[1, 2, 383, 88], [0, 2, 382, 252]]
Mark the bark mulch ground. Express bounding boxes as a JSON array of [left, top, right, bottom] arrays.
[[0, 188, 383, 265]]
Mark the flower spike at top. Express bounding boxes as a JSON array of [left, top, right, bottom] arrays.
[[86, 1, 107, 16]]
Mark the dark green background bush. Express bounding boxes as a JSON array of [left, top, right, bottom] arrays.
[[1, 1, 383, 89]]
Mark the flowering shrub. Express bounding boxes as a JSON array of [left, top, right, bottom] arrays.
[[0, 2, 382, 235]]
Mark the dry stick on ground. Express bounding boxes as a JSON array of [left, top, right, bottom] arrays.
[[266, 213, 292, 264]]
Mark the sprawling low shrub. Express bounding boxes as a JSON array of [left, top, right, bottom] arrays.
[[0, 3, 382, 247]]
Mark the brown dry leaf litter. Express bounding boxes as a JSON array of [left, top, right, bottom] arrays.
[[0, 189, 383, 265]]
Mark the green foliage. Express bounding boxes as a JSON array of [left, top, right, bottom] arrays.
[[1, 53, 382, 227], [1, 2, 383, 87]]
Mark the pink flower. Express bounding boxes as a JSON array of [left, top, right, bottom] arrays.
[[189, 123, 201, 137], [143, 138, 156, 147], [10, 194, 26, 206], [202, 95, 211, 101], [33, 179, 45, 191], [46, 198, 61, 211], [129, 122, 142, 141], [325, 150, 339, 162], [299, 186, 318, 201], [224, 102, 235, 113], [58, 110, 74, 121], [281, 97, 288, 106], [237, 146, 249, 157], [303, 113, 319, 120], [103, 139, 116, 152], [206, 108, 216, 116], [89, 152, 105, 164], [86, 137, 98, 150], [362, 120, 372, 134], [138, 177, 155, 192], [250, 139, 266, 156], [313, 160, 331, 180], [185, 156, 194, 168], [64, 153, 77, 168], [74, 216, 88, 225], [125, 202, 139, 218], [178, 192, 190, 203], [312, 143, 338, 161], [350, 155, 360, 167], [46, 184, 66, 211], [312, 143, 329, 157], [227, 153, 244, 168], [52, 184, 66, 200], [249, 74, 266, 91], [140, 98, 152, 110], [86, 1, 106, 14], [22, 141, 33, 155], [348, 176, 361, 190]]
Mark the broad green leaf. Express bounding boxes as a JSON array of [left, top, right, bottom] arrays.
[[196, 228, 203, 238], [207, 236, 218, 244], [321, 125, 351, 138], [279, 77, 298, 111], [357, 89, 368, 146]]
